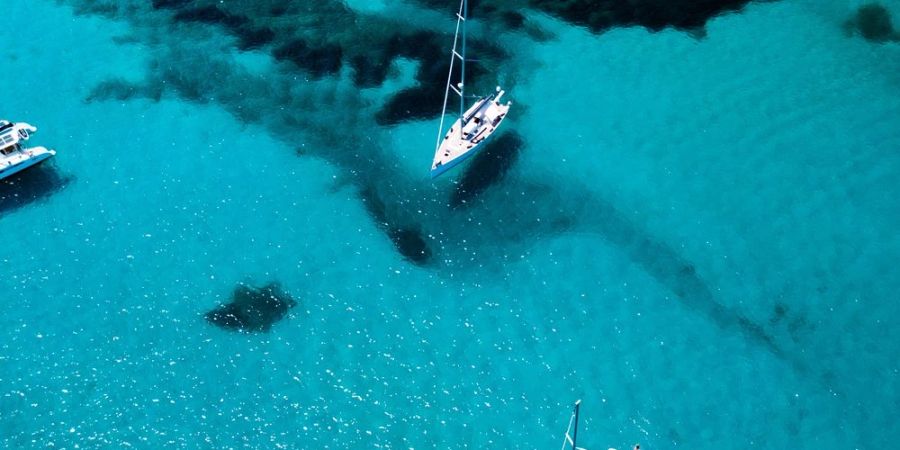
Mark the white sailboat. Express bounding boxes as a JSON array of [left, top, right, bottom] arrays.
[[562, 400, 587, 450], [431, 0, 512, 178], [0, 120, 56, 180], [562, 400, 640, 450]]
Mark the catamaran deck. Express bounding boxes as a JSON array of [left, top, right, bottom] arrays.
[[0, 121, 56, 179]]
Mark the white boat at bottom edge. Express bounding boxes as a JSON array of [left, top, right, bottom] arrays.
[[0, 120, 56, 180]]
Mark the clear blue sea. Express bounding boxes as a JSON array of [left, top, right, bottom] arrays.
[[2, 0, 899, 448]]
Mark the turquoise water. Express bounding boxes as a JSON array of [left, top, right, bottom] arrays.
[[2, 0, 899, 448]]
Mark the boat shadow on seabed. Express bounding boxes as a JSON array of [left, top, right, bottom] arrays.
[[0, 162, 72, 218]]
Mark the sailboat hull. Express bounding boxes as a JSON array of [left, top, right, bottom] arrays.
[[431, 91, 511, 178], [430, 121, 504, 178]]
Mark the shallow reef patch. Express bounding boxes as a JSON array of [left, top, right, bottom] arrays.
[[524, 0, 758, 33], [273, 39, 343, 77], [414, 0, 760, 35], [844, 3, 900, 43], [389, 227, 433, 265], [205, 282, 297, 332], [84, 78, 163, 103], [360, 186, 435, 265]]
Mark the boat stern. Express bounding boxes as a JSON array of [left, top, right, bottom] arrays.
[[27, 146, 56, 163], [0, 146, 57, 180]]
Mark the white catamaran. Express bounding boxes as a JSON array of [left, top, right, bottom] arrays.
[[431, 0, 512, 178], [0, 120, 55, 180]]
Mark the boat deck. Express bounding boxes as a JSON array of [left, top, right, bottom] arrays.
[[0, 146, 55, 179], [432, 91, 510, 177], [0, 121, 56, 179]]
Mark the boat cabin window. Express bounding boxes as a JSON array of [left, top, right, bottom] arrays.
[[0, 144, 17, 155]]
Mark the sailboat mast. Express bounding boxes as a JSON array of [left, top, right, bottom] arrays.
[[459, 0, 467, 123], [433, 0, 467, 156], [571, 400, 581, 450], [561, 399, 582, 450]]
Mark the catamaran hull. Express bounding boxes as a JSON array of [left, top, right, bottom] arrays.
[[0, 149, 55, 180]]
